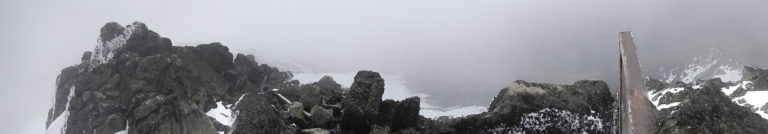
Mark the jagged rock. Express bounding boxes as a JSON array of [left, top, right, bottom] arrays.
[[47, 22, 294, 134], [231, 94, 294, 134], [317, 76, 344, 104], [417, 116, 456, 134], [341, 70, 386, 133], [455, 80, 614, 133], [310, 105, 334, 127], [288, 102, 307, 121], [743, 66, 768, 90], [377, 97, 421, 132], [370, 125, 391, 134], [300, 85, 322, 110], [652, 79, 768, 133]]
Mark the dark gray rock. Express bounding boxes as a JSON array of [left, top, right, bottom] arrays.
[[743, 66, 768, 90], [341, 70, 386, 133], [310, 105, 334, 128], [376, 97, 421, 132], [299, 86, 322, 111], [47, 22, 294, 134], [455, 80, 615, 133], [231, 93, 295, 134], [652, 78, 768, 133]]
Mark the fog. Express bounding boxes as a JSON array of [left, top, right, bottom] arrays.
[[2, 0, 768, 133]]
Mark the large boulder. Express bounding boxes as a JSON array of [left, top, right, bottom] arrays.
[[341, 70, 386, 133], [376, 97, 421, 133], [455, 80, 615, 133], [231, 94, 295, 134]]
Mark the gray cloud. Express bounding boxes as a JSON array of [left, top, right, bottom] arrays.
[[2, 0, 768, 133]]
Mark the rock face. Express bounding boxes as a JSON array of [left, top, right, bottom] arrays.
[[341, 71, 386, 133], [743, 66, 768, 90], [376, 97, 421, 133], [647, 75, 768, 133], [46, 22, 293, 134], [231, 93, 295, 134], [454, 80, 615, 133], [48, 21, 628, 134]]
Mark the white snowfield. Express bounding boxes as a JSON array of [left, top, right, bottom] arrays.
[[723, 81, 768, 119]]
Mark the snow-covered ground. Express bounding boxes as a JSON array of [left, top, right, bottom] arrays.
[[293, 72, 486, 118], [46, 85, 76, 134], [723, 81, 768, 119], [204, 94, 245, 134], [647, 87, 686, 110]]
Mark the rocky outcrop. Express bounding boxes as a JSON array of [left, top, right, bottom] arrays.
[[47, 21, 627, 134], [376, 97, 421, 133], [231, 93, 296, 134], [743, 66, 768, 90], [647, 78, 768, 133], [46, 22, 293, 134], [453, 80, 615, 133], [340, 71, 386, 133]]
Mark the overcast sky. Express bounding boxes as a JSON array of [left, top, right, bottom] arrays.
[[2, 0, 768, 133]]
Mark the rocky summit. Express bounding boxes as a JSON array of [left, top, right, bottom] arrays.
[[45, 22, 647, 134], [44, 22, 435, 134]]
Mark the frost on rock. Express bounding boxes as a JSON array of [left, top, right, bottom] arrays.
[[46, 86, 76, 134], [89, 23, 142, 69], [483, 108, 605, 133]]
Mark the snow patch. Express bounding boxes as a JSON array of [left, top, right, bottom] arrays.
[[206, 101, 235, 126], [656, 102, 681, 110], [713, 65, 742, 82], [721, 81, 752, 96], [46, 85, 76, 134], [733, 91, 768, 116], [647, 87, 685, 107], [680, 59, 717, 83]]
